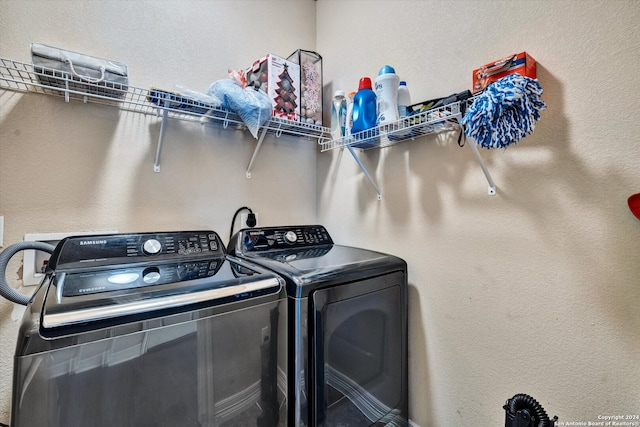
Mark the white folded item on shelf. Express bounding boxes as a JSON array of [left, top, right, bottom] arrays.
[[31, 42, 129, 99]]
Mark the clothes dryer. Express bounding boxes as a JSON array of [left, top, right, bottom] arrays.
[[228, 225, 408, 427]]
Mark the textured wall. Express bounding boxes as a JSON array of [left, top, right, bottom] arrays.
[[0, 0, 317, 422], [316, 0, 640, 426], [2, 1, 640, 426]]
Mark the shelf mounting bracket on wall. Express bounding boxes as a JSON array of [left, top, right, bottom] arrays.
[[347, 146, 383, 200], [154, 97, 171, 173], [246, 126, 270, 178], [467, 138, 496, 195]]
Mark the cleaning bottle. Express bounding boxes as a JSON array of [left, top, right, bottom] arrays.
[[397, 81, 411, 119], [396, 81, 412, 136], [351, 77, 377, 134], [345, 91, 356, 136], [330, 90, 347, 140], [374, 65, 400, 125]]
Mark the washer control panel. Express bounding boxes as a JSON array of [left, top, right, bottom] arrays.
[[60, 258, 222, 297], [233, 225, 333, 253], [51, 231, 224, 269]]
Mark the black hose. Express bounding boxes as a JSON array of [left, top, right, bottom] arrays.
[[0, 241, 55, 305], [505, 393, 552, 427]]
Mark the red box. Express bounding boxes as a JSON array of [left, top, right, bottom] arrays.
[[472, 52, 537, 93]]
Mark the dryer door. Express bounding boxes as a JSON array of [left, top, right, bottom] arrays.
[[310, 271, 408, 427]]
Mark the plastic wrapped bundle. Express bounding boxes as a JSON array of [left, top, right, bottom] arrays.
[[207, 70, 272, 139], [462, 74, 546, 149]]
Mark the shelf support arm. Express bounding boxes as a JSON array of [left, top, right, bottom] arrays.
[[154, 97, 171, 173], [246, 126, 269, 178], [347, 146, 382, 200], [466, 137, 496, 195]]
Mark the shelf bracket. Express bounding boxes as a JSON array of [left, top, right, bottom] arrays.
[[222, 111, 230, 129], [64, 78, 70, 103], [246, 126, 269, 178], [153, 98, 171, 173], [347, 146, 382, 200], [466, 137, 496, 195]]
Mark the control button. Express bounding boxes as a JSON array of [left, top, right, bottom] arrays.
[[284, 230, 298, 244], [142, 267, 161, 284], [143, 238, 162, 255]]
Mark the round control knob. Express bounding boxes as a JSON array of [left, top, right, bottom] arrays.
[[143, 238, 162, 255], [142, 267, 161, 284], [284, 231, 298, 244]]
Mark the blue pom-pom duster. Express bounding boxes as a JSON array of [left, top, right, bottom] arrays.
[[462, 74, 546, 149]]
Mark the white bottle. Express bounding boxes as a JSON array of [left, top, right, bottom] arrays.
[[374, 65, 400, 125], [345, 91, 356, 136], [397, 81, 411, 119], [396, 81, 412, 136], [331, 90, 347, 140]]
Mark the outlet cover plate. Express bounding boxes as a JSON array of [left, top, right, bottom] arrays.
[[23, 230, 117, 286]]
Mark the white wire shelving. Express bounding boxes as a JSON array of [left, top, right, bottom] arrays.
[[320, 98, 496, 199], [0, 56, 495, 197], [0, 57, 331, 174]]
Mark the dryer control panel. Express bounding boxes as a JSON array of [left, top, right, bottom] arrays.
[[230, 225, 333, 254], [49, 231, 224, 270]]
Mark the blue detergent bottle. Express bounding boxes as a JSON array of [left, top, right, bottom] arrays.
[[350, 77, 377, 135]]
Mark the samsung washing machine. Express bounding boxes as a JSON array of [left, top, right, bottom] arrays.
[[10, 231, 287, 427], [228, 225, 408, 427]]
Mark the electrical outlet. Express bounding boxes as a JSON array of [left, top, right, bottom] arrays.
[[22, 230, 117, 286], [240, 213, 258, 228]]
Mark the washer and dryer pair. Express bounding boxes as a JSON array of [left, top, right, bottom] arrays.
[[10, 225, 407, 427]]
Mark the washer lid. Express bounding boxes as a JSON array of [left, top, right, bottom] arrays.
[[247, 244, 387, 274], [41, 257, 282, 331]]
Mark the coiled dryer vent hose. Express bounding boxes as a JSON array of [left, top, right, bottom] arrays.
[[0, 241, 55, 306], [504, 393, 556, 427]]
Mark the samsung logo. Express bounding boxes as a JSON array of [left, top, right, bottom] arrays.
[[79, 240, 107, 245]]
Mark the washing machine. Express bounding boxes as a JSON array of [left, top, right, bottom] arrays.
[[10, 230, 287, 427], [228, 225, 408, 427]]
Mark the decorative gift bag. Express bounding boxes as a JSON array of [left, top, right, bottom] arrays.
[[31, 43, 129, 99]]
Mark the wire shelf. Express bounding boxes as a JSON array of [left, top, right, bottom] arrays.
[[317, 95, 497, 199], [0, 57, 331, 172], [1, 56, 494, 195], [320, 99, 465, 152], [1, 57, 331, 161]]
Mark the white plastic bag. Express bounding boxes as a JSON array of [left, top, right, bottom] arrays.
[[174, 85, 222, 107], [207, 70, 271, 138]]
